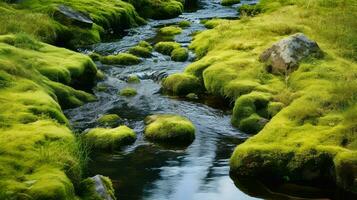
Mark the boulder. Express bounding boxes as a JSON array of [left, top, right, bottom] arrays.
[[54, 5, 93, 28], [82, 175, 116, 200], [260, 33, 323, 75]]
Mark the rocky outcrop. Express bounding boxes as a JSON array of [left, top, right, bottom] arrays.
[[260, 33, 323, 75], [54, 5, 93, 28]]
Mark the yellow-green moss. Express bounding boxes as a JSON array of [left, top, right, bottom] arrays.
[[84, 126, 136, 150], [159, 26, 182, 36], [119, 87, 137, 96], [144, 114, 195, 144], [177, 0, 357, 193], [97, 114, 121, 127], [171, 47, 189, 62], [100, 53, 141, 65], [0, 34, 97, 198], [154, 41, 181, 55], [162, 73, 203, 96], [127, 75, 141, 83], [221, 0, 240, 6], [178, 20, 191, 28], [125, 0, 184, 19], [128, 46, 152, 58]]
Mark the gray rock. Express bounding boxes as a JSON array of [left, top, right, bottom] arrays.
[[54, 5, 93, 28], [90, 175, 115, 200], [260, 33, 323, 75]]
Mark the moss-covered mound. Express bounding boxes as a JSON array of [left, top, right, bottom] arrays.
[[162, 73, 203, 96], [144, 114, 195, 145], [128, 41, 153, 58], [178, 20, 191, 28], [84, 126, 136, 150], [0, 34, 97, 198], [221, 0, 240, 6], [124, 0, 184, 19], [0, 0, 145, 47], [171, 47, 189, 62], [119, 87, 137, 96], [175, 0, 357, 193], [159, 26, 182, 36], [127, 75, 141, 83], [154, 41, 181, 55], [100, 53, 141, 65], [97, 114, 121, 127], [80, 175, 116, 200]]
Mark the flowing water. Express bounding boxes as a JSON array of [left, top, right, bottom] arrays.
[[65, 1, 349, 199]]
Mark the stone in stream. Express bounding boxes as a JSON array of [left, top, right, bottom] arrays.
[[260, 33, 323, 75], [81, 175, 116, 200], [54, 5, 93, 28]]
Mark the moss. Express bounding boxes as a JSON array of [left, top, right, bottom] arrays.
[[171, 47, 189, 62], [154, 41, 181, 55], [128, 46, 152, 58], [186, 93, 199, 100], [88, 52, 102, 62], [159, 26, 182, 36], [178, 20, 191, 28], [238, 4, 262, 17], [144, 114, 195, 145], [138, 40, 153, 50], [125, 0, 184, 19], [179, 0, 357, 193], [0, 34, 97, 198], [221, 0, 240, 6], [84, 126, 136, 150], [1, 0, 145, 47], [100, 53, 141, 65], [127, 75, 141, 83], [97, 114, 121, 127], [119, 87, 137, 96], [162, 73, 203, 96]]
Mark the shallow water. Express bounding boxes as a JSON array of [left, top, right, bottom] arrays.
[[65, 1, 349, 199]]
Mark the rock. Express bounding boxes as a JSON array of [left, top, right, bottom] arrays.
[[82, 175, 116, 200], [54, 5, 93, 28], [260, 33, 323, 75]]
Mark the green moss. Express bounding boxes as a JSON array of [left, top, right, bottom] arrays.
[[221, 0, 240, 6], [171, 47, 189, 62], [144, 114, 195, 145], [97, 114, 121, 127], [138, 41, 153, 50], [154, 41, 181, 55], [127, 75, 141, 83], [125, 0, 184, 19], [186, 93, 199, 100], [84, 126, 136, 150], [88, 52, 102, 62], [0, 34, 97, 198], [119, 87, 137, 96], [181, 0, 357, 193], [128, 46, 152, 58], [80, 175, 115, 200], [162, 73, 203, 96], [178, 20, 191, 28], [100, 53, 141, 65], [159, 26, 182, 36], [238, 4, 262, 17]]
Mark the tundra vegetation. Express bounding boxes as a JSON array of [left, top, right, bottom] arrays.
[[163, 0, 357, 193]]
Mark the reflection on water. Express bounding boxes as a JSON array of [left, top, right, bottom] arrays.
[[65, 0, 354, 199]]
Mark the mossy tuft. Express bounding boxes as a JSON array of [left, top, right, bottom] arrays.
[[100, 53, 141, 65], [171, 47, 189, 62], [154, 41, 181, 55], [97, 114, 121, 127], [162, 73, 203, 96], [119, 87, 137, 96]]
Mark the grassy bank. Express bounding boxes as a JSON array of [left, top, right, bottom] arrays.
[[0, 34, 97, 198], [165, 0, 357, 192]]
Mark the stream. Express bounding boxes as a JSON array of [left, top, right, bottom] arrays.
[[64, 1, 340, 199]]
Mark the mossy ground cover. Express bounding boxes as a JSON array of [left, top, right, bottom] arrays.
[[0, 34, 97, 198], [124, 0, 184, 19], [165, 0, 357, 193], [0, 0, 145, 47]]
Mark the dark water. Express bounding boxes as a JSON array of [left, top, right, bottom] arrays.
[[65, 1, 351, 199]]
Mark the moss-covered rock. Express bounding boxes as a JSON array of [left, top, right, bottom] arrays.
[[119, 87, 137, 96], [127, 75, 141, 83], [238, 4, 262, 17], [171, 47, 189, 62], [97, 114, 121, 127], [89, 52, 102, 61], [162, 73, 203, 96], [80, 175, 116, 200], [84, 126, 136, 150], [178, 20, 191, 28], [144, 114, 195, 145], [100, 53, 141, 65], [159, 26, 182, 36], [128, 46, 152, 58], [154, 41, 181, 55], [124, 0, 184, 19], [221, 0, 240, 6]]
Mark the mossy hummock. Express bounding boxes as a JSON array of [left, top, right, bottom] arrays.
[[221, 0, 240, 6], [158, 26, 182, 36], [119, 87, 138, 96], [124, 0, 184, 19], [0, 34, 97, 198], [100, 53, 141, 65], [84, 126, 136, 150], [154, 41, 181, 55], [97, 114, 121, 127], [162, 73, 203, 96], [144, 114, 195, 145]]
